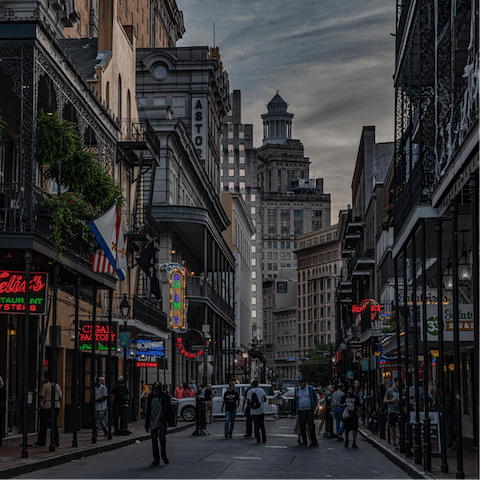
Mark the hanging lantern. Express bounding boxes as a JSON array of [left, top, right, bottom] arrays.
[[443, 255, 453, 291]]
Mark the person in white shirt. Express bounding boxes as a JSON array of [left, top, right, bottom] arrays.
[[242, 379, 266, 443], [95, 377, 108, 438]]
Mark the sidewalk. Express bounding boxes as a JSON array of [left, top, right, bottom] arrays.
[[359, 427, 479, 480], [0, 420, 194, 479]]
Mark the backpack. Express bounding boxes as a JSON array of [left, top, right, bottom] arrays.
[[250, 390, 260, 409]]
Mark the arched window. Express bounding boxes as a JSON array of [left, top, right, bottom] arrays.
[[105, 82, 110, 109], [117, 75, 122, 119]]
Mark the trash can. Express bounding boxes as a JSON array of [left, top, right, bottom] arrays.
[[168, 399, 178, 427]]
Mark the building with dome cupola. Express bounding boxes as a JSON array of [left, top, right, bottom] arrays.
[[261, 93, 294, 145]]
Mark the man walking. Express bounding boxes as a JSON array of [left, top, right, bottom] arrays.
[[294, 377, 318, 447], [145, 382, 173, 466], [94, 377, 108, 438], [34, 373, 62, 447], [331, 383, 345, 440], [204, 384, 215, 424], [243, 379, 266, 444], [221, 383, 240, 438], [244, 380, 253, 437], [384, 377, 401, 449]]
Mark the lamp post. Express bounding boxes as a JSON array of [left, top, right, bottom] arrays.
[[119, 294, 131, 436]]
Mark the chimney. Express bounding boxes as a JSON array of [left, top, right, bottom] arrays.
[[98, 0, 115, 51]]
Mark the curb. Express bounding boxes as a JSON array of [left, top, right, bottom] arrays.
[[359, 429, 434, 480], [0, 423, 194, 479]]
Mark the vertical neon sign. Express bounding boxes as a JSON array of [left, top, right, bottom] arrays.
[[168, 263, 188, 333]]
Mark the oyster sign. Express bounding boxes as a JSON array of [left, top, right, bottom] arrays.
[[167, 263, 188, 333]]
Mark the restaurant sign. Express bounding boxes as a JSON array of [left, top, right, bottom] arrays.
[[79, 321, 118, 351], [0, 271, 48, 315], [167, 263, 189, 333], [423, 305, 474, 342]]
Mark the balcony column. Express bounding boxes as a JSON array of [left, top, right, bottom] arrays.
[[107, 287, 113, 440], [469, 174, 479, 451], [211, 238, 215, 291], [394, 255, 406, 453], [411, 233, 422, 465], [421, 220, 431, 470], [435, 220, 448, 472], [203, 226, 208, 278], [91, 283, 97, 444], [450, 201, 465, 479], [403, 244, 413, 457]]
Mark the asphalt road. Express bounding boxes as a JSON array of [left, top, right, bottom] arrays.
[[16, 418, 410, 479]]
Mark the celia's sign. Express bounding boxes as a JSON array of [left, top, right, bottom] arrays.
[[0, 271, 48, 315], [79, 321, 118, 351]]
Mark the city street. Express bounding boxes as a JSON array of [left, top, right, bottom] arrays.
[[16, 418, 409, 479]]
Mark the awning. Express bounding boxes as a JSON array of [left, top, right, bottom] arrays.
[[114, 317, 169, 340]]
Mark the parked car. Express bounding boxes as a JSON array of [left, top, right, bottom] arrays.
[[177, 383, 278, 421]]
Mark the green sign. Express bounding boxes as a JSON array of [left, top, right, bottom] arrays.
[[119, 331, 130, 347]]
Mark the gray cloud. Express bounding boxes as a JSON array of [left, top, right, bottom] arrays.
[[176, 0, 396, 223]]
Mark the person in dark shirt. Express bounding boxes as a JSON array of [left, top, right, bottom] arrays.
[[340, 384, 361, 448], [221, 383, 240, 438], [145, 382, 173, 466], [111, 376, 129, 434], [204, 384, 216, 424]]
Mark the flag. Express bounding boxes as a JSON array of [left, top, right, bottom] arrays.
[[137, 241, 161, 300], [88, 204, 126, 281], [91, 249, 114, 274]]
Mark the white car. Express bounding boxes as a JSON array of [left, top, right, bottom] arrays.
[[176, 384, 278, 421]]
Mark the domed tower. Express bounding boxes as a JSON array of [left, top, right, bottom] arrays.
[[261, 92, 294, 145]]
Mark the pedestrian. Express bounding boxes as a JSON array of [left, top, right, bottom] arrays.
[[383, 376, 401, 449], [34, 373, 62, 447], [221, 382, 240, 438], [317, 390, 327, 435], [243, 380, 254, 437], [140, 380, 149, 418], [294, 377, 318, 447], [94, 377, 108, 438], [174, 382, 185, 399], [331, 383, 345, 440], [0, 376, 5, 446], [111, 376, 129, 434], [184, 384, 196, 398], [408, 380, 424, 411], [189, 380, 198, 394], [204, 384, 216, 424], [145, 382, 173, 466], [243, 379, 266, 444], [341, 384, 361, 448]]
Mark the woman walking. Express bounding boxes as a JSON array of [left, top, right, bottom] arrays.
[[341, 384, 361, 449]]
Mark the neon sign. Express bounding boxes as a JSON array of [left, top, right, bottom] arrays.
[[136, 361, 158, 368], [352, 299, 381, 321], [0, 271, 48, 314], [79, 321, 118, 351], [168, 263, 188, 333], [177, 337, 203, 359]]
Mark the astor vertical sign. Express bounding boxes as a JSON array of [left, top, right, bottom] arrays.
[[0, 271, 48, 314], [192, 96, 206, 161]]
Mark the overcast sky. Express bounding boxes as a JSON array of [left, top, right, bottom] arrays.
[[176, 0, 397, 223]]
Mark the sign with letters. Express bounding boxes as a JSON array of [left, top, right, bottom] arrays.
[[191, 96, 206, 161], [79, 321, 118, 351], [0, 271, 48, 315], [277, 281, 288, 293], [422, 304, 474, 342]]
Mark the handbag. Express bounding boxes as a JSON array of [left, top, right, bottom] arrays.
[[342, 406, 350, 419]]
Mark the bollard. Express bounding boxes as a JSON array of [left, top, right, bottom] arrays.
[[379, 409, 386, 439], [192, 395, 209, 436], [323, 401, 335, 438], [117, 398, 130, 436]]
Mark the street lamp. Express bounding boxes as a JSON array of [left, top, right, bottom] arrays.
[[119, 294, 131, 435], [458, 238, 472, 281], [443, 254, 454, 291]]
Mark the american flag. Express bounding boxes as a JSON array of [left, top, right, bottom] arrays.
[[91, 249, 114, 274]]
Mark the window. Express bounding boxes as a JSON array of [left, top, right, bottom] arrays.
[[294, 210, 303, 216], [240, 182, 245, 189], [294, 220, 303, 227], [228, 182, 234, 189], [229, 169, 234, 177], [252, 284, 256, 292], [251, 207, 256, 215], [117, 75, 122, 119], [229, 155, 234, 164], [273, 241, 277, 248], [239, 131, 244, 139], [228, 144, 234, 152], [220, 169, 224, 176], [251, 258, 256, 266], [154, 96, 166, 106], [137, 97, 146, 106], [252, 297, 257, 305], [267, 241, 272, 248], [268, 209, 276, 216], [251, 194, 256, 202], [228, 131, 234, 139], [252, 271, 256, 279], [173, 96, 185, 116], [239, 144, 245, 151], [272, 253, 277, 260], [240, 169, 245, 177]]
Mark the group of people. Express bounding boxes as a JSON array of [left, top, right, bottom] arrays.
[[174, 381, 197, 399]]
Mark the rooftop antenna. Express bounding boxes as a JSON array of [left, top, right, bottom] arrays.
[[213, 22, 215, 48]]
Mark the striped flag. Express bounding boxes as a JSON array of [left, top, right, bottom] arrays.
[[91, 249, 114, 274]]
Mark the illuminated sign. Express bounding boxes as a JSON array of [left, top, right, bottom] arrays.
[[136, 361, 158, 368], [177, 337, 203, 359], [0, 271, 48, 315], [79, 321, 118, 351], [168, 263, 188, 333], [423, 305, 474, 342], [352, 299, 381, 322], [135, 339, 164, 361]]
